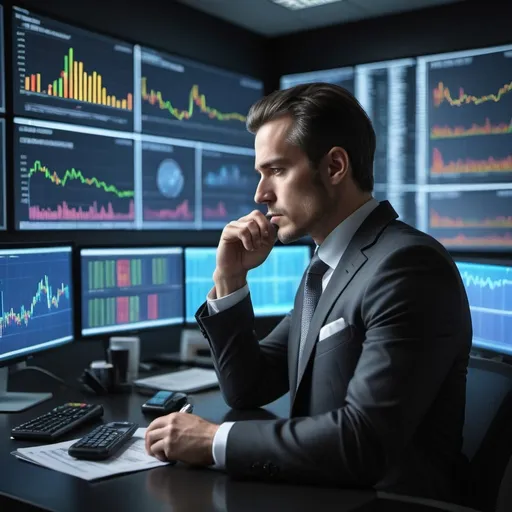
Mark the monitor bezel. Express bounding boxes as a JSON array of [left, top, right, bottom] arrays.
[[78, 244, 185, 339], [0, 240, 76, 368]]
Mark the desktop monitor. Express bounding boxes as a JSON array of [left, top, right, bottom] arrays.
[[0, 3, 5, 113], [80, 247, 184, 336], [185, 245, 312, 323], [455, 260, 512, 356], [0, 244, 74, 412]]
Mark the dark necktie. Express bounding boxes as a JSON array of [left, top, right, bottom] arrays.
[[297, 252, 329, 377]]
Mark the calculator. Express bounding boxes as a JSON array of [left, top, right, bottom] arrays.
[[68, 421, 138, 460]]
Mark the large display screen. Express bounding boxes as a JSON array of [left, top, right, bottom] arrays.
[[12, 6, 134, 131]]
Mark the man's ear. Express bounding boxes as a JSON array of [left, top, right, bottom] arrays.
[[327, 147, 349, 184]]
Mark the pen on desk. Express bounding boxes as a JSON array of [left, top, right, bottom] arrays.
[[179, 403, 193, 414]]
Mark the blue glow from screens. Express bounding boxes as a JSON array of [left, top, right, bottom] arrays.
[[0, 246, 74, 364], [80, 247, 184, 336], [456, 261, 512, 356], [185, 245, 311, 322]]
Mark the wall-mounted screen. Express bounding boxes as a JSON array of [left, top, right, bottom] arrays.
[[14, 119, 135, 230], [12, 6, 134, 131], [138, 46, 263, 147], [0, 3, 5, 113], [417, 44, 512, 250], [0, 119, 5, 230]]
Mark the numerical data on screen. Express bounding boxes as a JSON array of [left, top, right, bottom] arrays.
[[0, 247, 73, 361], [185, 246, 310, 321], [81, 248, 184, 336], [139, 47, 262, 146], [15, 121, 135, 230], [280, 67, 355, 95], [13, 6, 134, 130], [356, 59, 416, 185], [456, 261, 512, 355]]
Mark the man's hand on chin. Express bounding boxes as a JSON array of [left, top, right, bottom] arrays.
[[144, 412, 220, 466]]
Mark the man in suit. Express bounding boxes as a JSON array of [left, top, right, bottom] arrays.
[[145, 83, 472, 504]]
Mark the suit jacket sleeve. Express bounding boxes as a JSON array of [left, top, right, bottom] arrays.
[[217, 245, 469, 486], [196, 292, 291, 409]]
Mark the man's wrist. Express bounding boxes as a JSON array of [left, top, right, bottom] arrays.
[[213, 270, 247, 298]]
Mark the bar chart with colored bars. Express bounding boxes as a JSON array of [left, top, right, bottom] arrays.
[[87, 294, 160, 327], [24, 48, 133, 110], [87, 258, 168, 290]]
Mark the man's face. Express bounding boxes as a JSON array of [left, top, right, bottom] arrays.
[[254, 115, 331, 243]]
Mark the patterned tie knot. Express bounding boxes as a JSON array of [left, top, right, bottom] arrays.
[[308, 252, 329, 277]]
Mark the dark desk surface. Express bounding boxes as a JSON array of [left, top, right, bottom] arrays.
[[0, 371, 474, 512]]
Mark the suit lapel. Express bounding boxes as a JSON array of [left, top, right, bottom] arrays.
[[293, 201, 398, 400]]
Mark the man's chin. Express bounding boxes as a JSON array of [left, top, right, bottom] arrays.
[[277, 226, 307, 244]]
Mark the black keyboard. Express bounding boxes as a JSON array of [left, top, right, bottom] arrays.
[[11, 402, 104, 442]]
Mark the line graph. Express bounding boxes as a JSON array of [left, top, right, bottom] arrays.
[[142, 78, 246, 123], [438, 233, 512, 248], [431, 118, 512, 139], [426, 47, 512, 187], [433, 80, 512, 107], [431, 210, 512, 228], [29, 160, 134, 199], [0, 249, 73, 354], [140, 47, 262, 145], [430, 147, 512, 175], [1, 276, 69, 332], [15, 124, 135, 229], [427, 189, 512, 249], [455, 261, 512, 355]]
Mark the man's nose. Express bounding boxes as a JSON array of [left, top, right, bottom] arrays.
[[254, 178, 275, 204]]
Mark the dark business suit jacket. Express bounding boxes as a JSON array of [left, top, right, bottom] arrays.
[[195, 201, 472, 503]]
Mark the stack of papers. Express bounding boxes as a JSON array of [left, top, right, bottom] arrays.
[[11, 428, 169, 481]]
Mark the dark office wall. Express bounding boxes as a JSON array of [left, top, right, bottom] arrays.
[[269, 0, 512, 91]]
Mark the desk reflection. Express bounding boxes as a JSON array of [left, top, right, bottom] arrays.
[[146, 465, 377, 512]]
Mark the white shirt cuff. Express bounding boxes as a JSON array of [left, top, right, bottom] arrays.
[[211, 421, 235, 469], [206, 284, 249, 315]]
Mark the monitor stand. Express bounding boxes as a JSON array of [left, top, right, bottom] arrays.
[[0, 367, 53, 413]]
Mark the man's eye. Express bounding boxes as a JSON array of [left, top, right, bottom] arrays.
[[271, 168, 284, 175]]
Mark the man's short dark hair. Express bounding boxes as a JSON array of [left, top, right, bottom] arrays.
[[246, 83, 376, 192]]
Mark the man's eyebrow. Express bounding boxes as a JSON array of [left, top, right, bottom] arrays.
[[255, 157, 289, 170]]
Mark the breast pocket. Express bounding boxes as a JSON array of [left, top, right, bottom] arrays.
[[315, 324, 357, 357]]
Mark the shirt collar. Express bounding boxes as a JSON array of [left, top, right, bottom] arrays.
[[317, 198, 380, 270]]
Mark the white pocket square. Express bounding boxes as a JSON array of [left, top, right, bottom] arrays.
[[319, 317, 347, 342]]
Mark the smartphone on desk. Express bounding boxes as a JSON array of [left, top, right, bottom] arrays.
[[141, 391, 188, 415]]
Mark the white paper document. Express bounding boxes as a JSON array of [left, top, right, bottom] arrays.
[[11, 428, 169, 481]]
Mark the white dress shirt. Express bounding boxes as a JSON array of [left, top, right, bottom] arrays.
[[207, 198, 380, 469]]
